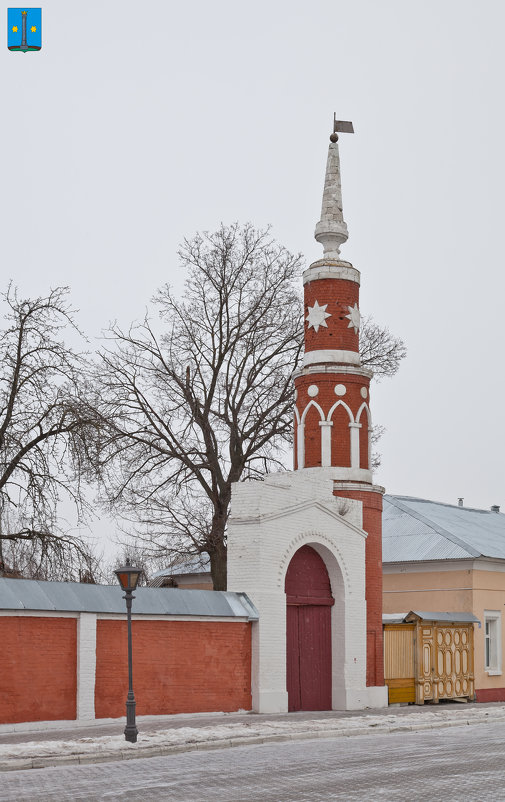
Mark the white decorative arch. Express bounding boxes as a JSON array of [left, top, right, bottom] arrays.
[[356, 402, 371, 425], [301, 399, 325, 424], [327, 399, 354, 423], [293, 407, 301, 470], [277, 530, 351, 598]]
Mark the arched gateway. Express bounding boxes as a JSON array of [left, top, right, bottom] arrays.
[[285, 545, 334, 710]]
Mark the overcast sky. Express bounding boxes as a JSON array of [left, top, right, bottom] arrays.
[[2, 0, 504, 555]]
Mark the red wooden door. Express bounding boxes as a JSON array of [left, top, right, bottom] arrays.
[[285, 545, 333, 711], [286, 604, 301, 711]]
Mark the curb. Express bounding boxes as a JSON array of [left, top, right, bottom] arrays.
[[2, 713, 505, 772]]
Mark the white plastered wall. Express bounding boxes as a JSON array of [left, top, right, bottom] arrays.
[[77, 612, 97, 720], [227, 467, 387, 712]]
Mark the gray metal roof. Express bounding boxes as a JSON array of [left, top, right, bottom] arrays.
[[382, 613, 408, 625], [0, 578, 258, 620], [383, 611, 480, 624], [151, 555, 211, 579], [383, 495, 505, 563]]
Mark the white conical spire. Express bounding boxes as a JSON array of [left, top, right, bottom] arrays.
[[314, 138, 349, 259]]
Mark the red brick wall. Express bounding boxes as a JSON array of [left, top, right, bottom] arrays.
[[475, 688, 505, 702], [334, 488, 384, 687], [0, 616, 77, 724], [304, 278, 359, 353], [95, 620, 252, 718]]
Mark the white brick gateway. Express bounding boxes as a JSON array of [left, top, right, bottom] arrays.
[[227, 467, 388, 712]]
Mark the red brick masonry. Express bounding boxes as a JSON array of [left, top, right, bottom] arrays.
[[475, 688, 505, 703], [0, 615, 252, 725], [0, 616, 77, 724], [95, 619, 252, 718], [335, 489, 384, 687], [304, 278, 359, 353]]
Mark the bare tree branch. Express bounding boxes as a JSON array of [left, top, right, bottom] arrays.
[[0, 284, 104, 581], [359, 315, 407, 380]]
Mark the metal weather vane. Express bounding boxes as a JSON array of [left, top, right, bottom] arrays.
[[330, 114, 354, 142]]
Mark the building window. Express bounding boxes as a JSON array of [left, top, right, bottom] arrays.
[[484, 611, 502, 675]]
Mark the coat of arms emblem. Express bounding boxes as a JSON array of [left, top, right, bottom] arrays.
[[8, 8, 41, 52]]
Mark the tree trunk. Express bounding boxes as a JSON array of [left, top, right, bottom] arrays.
[[209, 543, 227, 591]]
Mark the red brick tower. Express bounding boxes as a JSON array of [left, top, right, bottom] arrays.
[[293, 123, 384, 688]]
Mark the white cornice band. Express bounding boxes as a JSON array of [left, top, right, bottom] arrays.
[[293, 365, 373, 380], [333, 481, 385, 494], [303, 349, 361, 368], [304, 260, 360, 286], [325, 468, 374, 483]]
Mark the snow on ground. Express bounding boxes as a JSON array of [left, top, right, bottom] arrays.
[[2, 706, 505, 760]]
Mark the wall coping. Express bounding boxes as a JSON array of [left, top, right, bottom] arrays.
[[0, 579, 258, 620]]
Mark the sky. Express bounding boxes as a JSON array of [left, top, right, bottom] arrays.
[[2, 0, 504, 555]]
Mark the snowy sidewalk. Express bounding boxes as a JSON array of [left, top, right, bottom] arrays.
[[1, 703, 505, 772]]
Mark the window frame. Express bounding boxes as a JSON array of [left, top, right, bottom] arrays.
[[484, 610, 502, 675]]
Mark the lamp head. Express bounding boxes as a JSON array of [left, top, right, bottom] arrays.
[[115, 558, 142, 592]]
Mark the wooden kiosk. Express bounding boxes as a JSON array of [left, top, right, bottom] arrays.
[[383, 611, 478, 705]]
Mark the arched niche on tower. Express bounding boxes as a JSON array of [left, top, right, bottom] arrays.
[[301, 401, 324, 467], [356, 403, 371, 471], [329, 401, 352, 468]]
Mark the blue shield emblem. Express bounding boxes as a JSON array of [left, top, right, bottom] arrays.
[[8, 8, 41, 52]]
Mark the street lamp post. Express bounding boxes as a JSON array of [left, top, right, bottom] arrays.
[[114, 559, 143, 743]]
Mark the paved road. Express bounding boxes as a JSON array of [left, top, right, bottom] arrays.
[[2, 721, 505, 801]]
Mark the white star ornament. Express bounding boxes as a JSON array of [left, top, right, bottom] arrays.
[[345, 303, 360, 334], [306, 301, 332, 333]]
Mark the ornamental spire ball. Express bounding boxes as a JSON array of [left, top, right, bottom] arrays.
[[314, 117, 354, 260]]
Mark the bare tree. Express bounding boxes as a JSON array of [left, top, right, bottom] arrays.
[[98, 224, 303, 590], [0, 285, 102, 581], [359, 315, 407, 379], [0, 530, 104, 583], [97, 224, 406, 590]]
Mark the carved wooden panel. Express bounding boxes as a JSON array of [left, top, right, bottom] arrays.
[[414, 623, 475, 704], [415, 625, 433, 703], [433, 625, 474, 701]]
